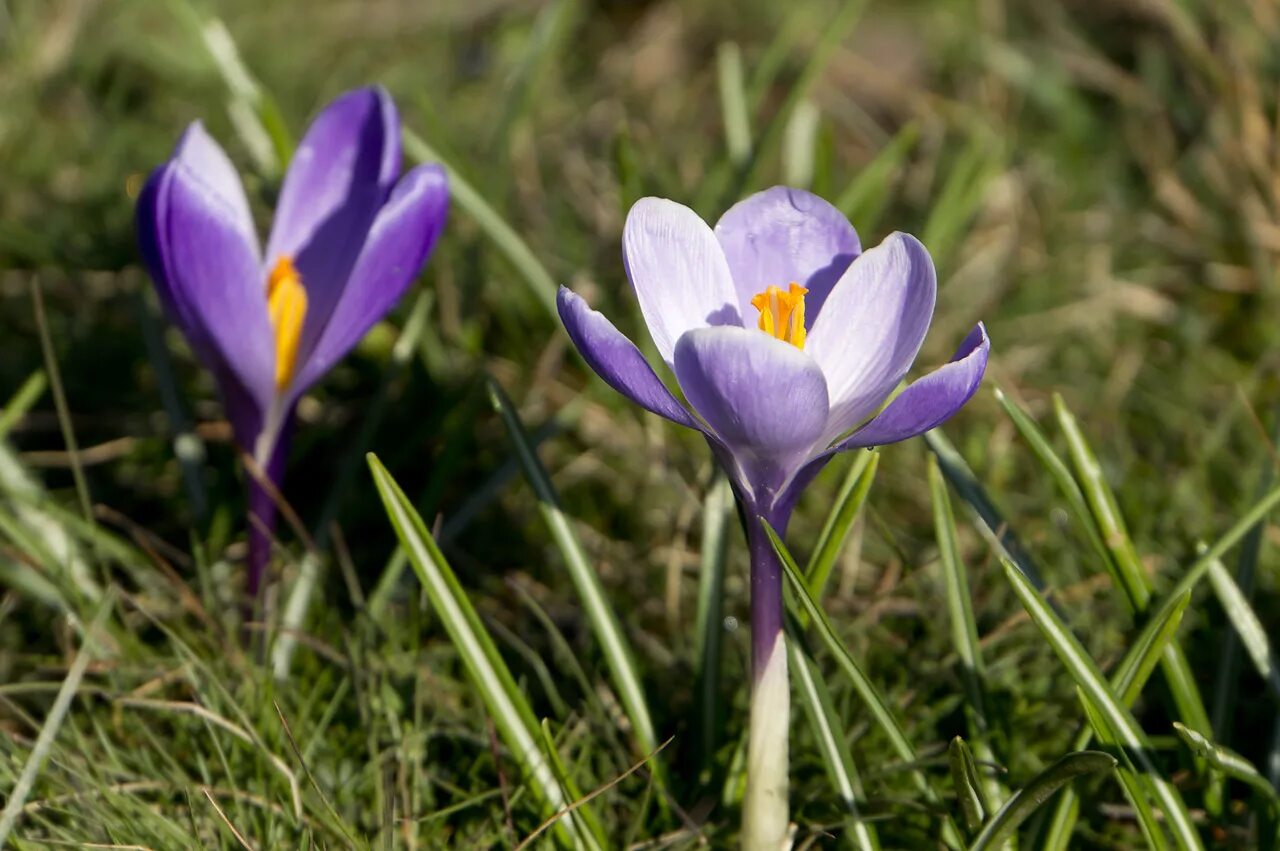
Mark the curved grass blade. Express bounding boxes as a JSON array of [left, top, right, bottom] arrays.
[[0, 591, 114, 844], [929, 456, 1004, 810], [768, 521, 963, 847], [403, 130, 557, 319], [1118, 479, 1280, 695], [1173, 723, 1279, 805], [789, 633, 881, 850], [1205, 556, 1280, 698], [1000, 558, 1203, 850], [1041, 591, 1197, 848], [1053, 396, 1214, 742], [1077, 689, 1171, 851], [539, 719, 609, 846], [367, 453, 597, 849], [924, 430, 1047, 592], [967, 750, 1116, 851], [164, 0, 292, 176], [994, 389, 1111, 569], [0, 370, 45, 442], [805, 450, 877, 602], [488, 380, 665, 796], [949, 737, 986, 834], [1040, 479, 1280, 845]]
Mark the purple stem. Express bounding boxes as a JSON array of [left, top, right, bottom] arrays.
[[746, 502, 791, 682], [245, 425, 291, 599]]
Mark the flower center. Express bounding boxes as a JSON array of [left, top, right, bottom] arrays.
[[267, 256, 308, 392], [750, 283, 808, 349]]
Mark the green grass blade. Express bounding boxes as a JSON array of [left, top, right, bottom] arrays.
[[488, 381, 664, 791], [489, 0, 583, 150], [694, 473, 734, 777], [538, 719, 609, 851], [1099, 480, 1280, 721], [768, 521, 963, 847], [1206, 556, 1280, 697], [1008, 391, 1215, 780], [805, 450, 877, 601], [1000, 558, 1203, 850], [0, 370, 45, 442], [925, 430, 1048, 592], [403, 129, 558, 320], [1052, 394, 1154, 610], [716, 42, 752, 166], [994, 389, 1113, 572], [930, 455, 1006, 813], [782, 99, 820, 188], [31, 279, 96, 545], [1211, 427, 1274, 739], [834, 121, 920, 233], [789, 633, 881, 850], [731, 0, 865, 200], [1053, 393, 1218, 814], [1076, 689, 1171, 851], [1173, 723, 1280, 805], [366, 453, 592, 848], [165, 1, 292, 176], [0, 591, 114, 844], [1040, 594, 1213, 846], [968, 750, 1115, 851], [920, 129, 1002, 272], [949, 737, 987, 833]]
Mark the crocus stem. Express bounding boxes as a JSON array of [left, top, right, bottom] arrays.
[[748, 509, 788, 677], [743, 507, 792, 850], [245, 425, 290, 600]]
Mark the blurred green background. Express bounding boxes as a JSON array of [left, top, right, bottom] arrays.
[[2, 0, 1279, 847]]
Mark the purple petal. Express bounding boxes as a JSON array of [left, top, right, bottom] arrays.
[[265, 87, 401, 361], [674, 326, 829, 495], [714, 186, 860, 328], [623, 197, 741, 367], [141, 148, 276, 419], [172, 122, 259, 245], [833, 323, 989, 451], [558, 288, 700, 428], [292, 164, 449, 393], [805, 232, 937, 446], [138, 124, 262, 357]]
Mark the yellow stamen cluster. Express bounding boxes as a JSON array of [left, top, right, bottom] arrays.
[[267, 256, 308, 392], [750, 283, 808, 349]]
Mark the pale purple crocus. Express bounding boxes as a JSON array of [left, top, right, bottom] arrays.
[[137, 87, 448, 596], [557, 186, 988, 846]]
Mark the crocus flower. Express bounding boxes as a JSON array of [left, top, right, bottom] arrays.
[[557, 186, 988, 847], [137, 87, 448, 595]]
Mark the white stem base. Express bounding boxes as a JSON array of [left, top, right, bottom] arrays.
[[742, 632, 792, 851]]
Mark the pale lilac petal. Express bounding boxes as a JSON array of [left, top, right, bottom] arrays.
[[805, 232, 937, 445], [623, 197, 741, 367], [292, 164, 449, 393], [558, 287, 700, 429], [674, 327, 829, 495], [265, 87, 401, 360], [833, 323, 989, 451], [714, 186, 860, 327], [145, 155, 276, 417]]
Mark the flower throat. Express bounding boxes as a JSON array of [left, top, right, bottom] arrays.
[[751, 283, 807, 349]]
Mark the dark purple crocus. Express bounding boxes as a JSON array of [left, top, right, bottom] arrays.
[[557, 186, 988, 845], [137, 87, 448, 596]]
